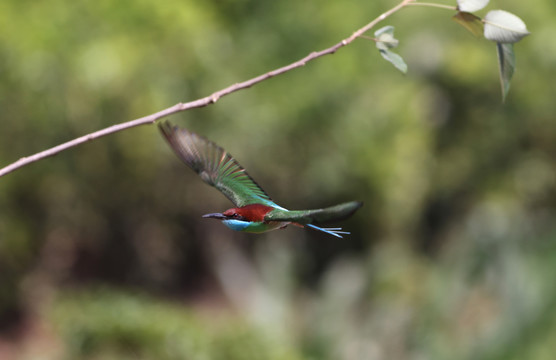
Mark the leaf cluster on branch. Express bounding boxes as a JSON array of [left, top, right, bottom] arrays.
[[370, 0, 528, 101]]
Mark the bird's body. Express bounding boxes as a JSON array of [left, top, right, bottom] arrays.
[[159, 122, 362, 238]]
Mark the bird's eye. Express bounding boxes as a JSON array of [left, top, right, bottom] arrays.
[[230, 213, 246, 221]]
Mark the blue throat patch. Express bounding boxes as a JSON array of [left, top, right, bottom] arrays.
[[222, 219, 251, 231]]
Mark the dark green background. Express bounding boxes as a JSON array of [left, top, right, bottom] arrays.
[[1, 0, 555, 358]]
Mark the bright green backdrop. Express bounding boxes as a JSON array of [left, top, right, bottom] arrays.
[[1, 0, 555, 359]]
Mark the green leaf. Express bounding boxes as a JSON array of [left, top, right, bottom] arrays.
[[484, 10, 530, 43], [496, 42, 515, 101], [374, 26, 399, 50], [378, 49, 408, 74], [374, 26, 407, 74], [457, 0, 489, 13], [452, 11, 484, 37]]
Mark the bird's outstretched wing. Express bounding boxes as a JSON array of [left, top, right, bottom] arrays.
[[159, 121, 275, 208], [265, 201, 363, 224]]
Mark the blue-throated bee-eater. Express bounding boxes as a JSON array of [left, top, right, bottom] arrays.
[[159, 122, 362, 238]]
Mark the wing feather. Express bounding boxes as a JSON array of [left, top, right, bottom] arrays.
[[159, 122, 275, 207]]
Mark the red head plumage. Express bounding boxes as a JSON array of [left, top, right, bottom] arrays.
[[223, 204, 275, 222]]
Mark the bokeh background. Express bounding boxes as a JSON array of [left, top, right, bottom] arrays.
[[1, 0, 555, 359]]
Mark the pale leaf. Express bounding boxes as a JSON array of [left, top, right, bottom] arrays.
[[457, 0, 489, 13], [484, 10, 530, 43]]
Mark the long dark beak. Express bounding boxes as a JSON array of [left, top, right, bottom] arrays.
[[202, 213, 227, 220]]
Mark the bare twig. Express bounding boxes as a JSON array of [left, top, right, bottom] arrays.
[[0, 0, 415, 178], [407, 2, 457, 11]]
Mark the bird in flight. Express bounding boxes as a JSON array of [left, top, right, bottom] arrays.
[[159, 122, 362, 238]]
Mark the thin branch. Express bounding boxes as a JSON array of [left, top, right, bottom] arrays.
[[407, 2, 457, 11], [0, 0, 415, 178]]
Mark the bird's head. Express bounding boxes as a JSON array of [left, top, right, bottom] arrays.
[[202, 204, 276, 232], [202, 208, 248, 221], [202, 208, 254, 231], [203, 204, 274, 222], [202, 204, 284, 233]]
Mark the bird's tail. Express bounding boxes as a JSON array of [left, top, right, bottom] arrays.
[[266, 201, 363, 225], [308, 201, 363, 223], [305, 224, 350, 238]]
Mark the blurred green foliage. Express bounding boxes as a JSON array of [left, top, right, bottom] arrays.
[[1, 0, 556, 359], [50, 287, 304, 360]]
